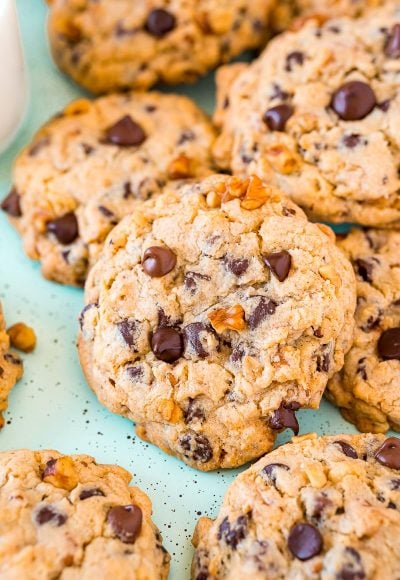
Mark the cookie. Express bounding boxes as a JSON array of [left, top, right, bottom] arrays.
[[47, 0, 275, 94], [0, 303, 23, 429], [78, 174, 356, 471], [192, 432, 400, 579], [1, 92, 215, 286], [214, 4, 400, 227], [0, 448, 170, 578], [326, 228, 400, 434]]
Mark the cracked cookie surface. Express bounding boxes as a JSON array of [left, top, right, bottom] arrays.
[[326, 228, 400, 434], [47, 0, 275, 94], [192, 432, 400, 579], [78, 174, 356, 471], [214, 4, 400, 227], [0, 449, 169, 579], [0, 303, 23, 429], [2, 92, 215, 286]]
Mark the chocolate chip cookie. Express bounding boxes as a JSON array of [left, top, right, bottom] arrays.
[[0, 303, 23, 429], [214, 4, 400, 227], [0, 448, 169, 578], [192, 432, 400, 579], [326, 228, 400, 434], [78, 174, 356, 471], [47, 0, 275, 94], [1, 92, 215, 286]]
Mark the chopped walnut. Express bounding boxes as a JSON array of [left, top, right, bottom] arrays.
[[7, 323, 37, 353], [64, 99, 91, 116], [304, 463, 327, 488], [240, 175, 274, 210], [155, 399, 183, 423], [208, 304, 246, 333], [168, 154, 193, 179], [42, 456, 79, 491], [265, 145, 300, 174]]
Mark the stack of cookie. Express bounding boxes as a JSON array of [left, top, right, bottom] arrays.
[[1, 0, 400, 577]]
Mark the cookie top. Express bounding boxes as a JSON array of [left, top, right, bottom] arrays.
[[0, 303, 23, 429], [78, 174, 356, 471], [326, 228, 400, 434], [214, 3, 400, 227], [2, 92, 215, 286], [0, 449, 169, 579], [47, 0, 274, 94], [192, 432, 400, 579]]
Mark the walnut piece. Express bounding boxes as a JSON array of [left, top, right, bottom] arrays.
[[168, 154, 193, 179], [42, 456, 79, 491], [7, 323, 37, 353], [208, 304, 246, 333]]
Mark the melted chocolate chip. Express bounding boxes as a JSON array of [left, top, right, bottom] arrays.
[[1, 188, 21, 217], [385, 24, 400, 58], [218, 515, 249, 549], [343, 134, 361, 148], [178, 130, 195, 144], [98, 205, 115, 219], [334, 440, 358, 459], [107, 505, 142, 544], [285, 51, 304, 71], [79, 488, 106, 500], [42, 458, 57, 478], [355, 259, 373, 283], [263, 251, 291, 282], [288, 523, 322, 561], [263, 104, 293, 131], [179, 433, 213, 463], [269, 402, 300, 435], [262, 463, 289, 484], [390, 478, 400, 490], [248, 297, 277, 330], [183, 322, 213, 358], [184, 271, 211, 294], [377, 328, 400, 360], [35, 505, 67, 526], [142, 246, 176, 277], [312, 494, 332, 521], [184, 398, 206, 424], [126, 366, 144, 381], [106, 115, 146, 147], [151, 327, 183, 363], [316, 348, 330, 373], [225, 257, 249, 277], [331, 81, 376, 121], [375, 437, 400, 470], [146, 9, 176, 37], [46, 212, 79, 245], [117, 319, 138, 350], [336, 547, 365, 580], [357, 358, 367, 380], [79, 303, 97, 330]]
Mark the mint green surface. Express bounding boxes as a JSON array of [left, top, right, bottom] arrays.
[[0, 2, 369, 578]]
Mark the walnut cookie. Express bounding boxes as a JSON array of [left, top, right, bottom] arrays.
[[214, 3, 400, 228], [192, 432, 400, 579], [47, 0, 275, 94], [0, 302, 23, 430], [78, 174, 356, 471], [1, 91, 216, 286], [0, 449, 169, 579], [326, 228, 400, 434]]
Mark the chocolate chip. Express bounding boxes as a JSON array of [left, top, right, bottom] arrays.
[[126, 365, 144, 381], [261, 463, 289, 484], [98, 205, 115, 218], [4, 353, 22, 365], [361, 311, 382, 333], [146, 9, 176, 37], [343, 134, 361, 148], [142, 246, 176, 277], [1, 188, 22, 217], [42, 458, 57, 478], [82, 143, 94, 155], [117, 319, 138, 350], [312, 494, 332, 521], [248, 297, 277, 330], [79, 302, 97, 330], [269, 401, 300, 435], [288, 523, 322, 561], [377, 328, 400, 360], [385, 24, 400, 58], [330, 81, 376, 121], [355, 259, 373, 283], [183, 322, 213, 358], [336, 547, 365, 580], [263, 104, 293, 131], [151, 327, 183, 363], [177, 130, 195, 144], [107, 505, 142, 543], [263, 251, 291, 282], [184, 271, 211, 294], [390, 478, 400, 490], [79, 488, 106, 500], [35, 505, 67, 526], [375, 437, 400, 470], [333, 440, 358, 459], [316, 348, 330, 373], [357, 358, 367, 380], [378, 99, 391, 112], [388, 501, 397, 509], [179, 433, 213, 463], [157, 308, 171, 328], [184, 398, 206, 424], [224, 257, 249, 277], [218, 515, 249, 549], [285, 51, 304, 71], [106, 115, 146, 147], [46, 212, 79, 245]]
